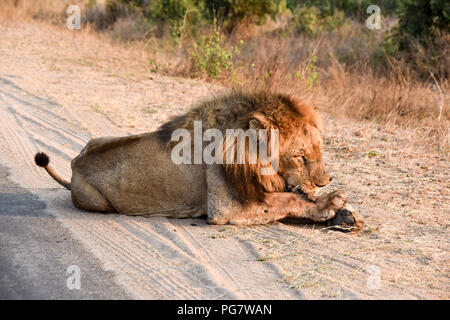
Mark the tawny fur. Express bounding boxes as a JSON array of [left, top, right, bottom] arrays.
[[34, 90, 364, 230]]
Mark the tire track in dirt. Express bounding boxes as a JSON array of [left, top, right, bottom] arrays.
[[239, 224, 367, 298], [244, 223, 425, 299], [168, 221, 248, 297], [75, 219, 199, 299], [123, 217, 300, 299], [131, 219, 248, 298], [0, 76, 302, 299], [0, 95, 43, 178]]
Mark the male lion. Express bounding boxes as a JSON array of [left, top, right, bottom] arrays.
[[34, 91, 363, 231]]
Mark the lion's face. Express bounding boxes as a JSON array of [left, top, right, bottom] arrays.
[[216, 91, 331, 204], [279, 123, 330, 199]]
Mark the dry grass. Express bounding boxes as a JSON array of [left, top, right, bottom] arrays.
[[1, 4, 448, 299], [2, 0, 449, 153], [150, 15, 449, 153], [1, 0, 78, 24]]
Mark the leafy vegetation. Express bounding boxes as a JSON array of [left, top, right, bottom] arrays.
[[388, 0, 449, 78], [396, 0, 449, 42], [83, 0, 448, 81], [190, 19, 235, 78]]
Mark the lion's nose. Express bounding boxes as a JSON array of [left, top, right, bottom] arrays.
[[315, 175, 331, 187], [316, 181, 328, 187]]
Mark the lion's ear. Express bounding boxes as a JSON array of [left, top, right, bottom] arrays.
[[248, 113, 275, 131], [249, 117, 272, 142], [249, 118, 264, 130]]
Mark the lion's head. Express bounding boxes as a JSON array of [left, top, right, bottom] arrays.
[[222, 93, 331, 203]]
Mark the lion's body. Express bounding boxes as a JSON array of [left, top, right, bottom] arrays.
[[35, 90, 364, 229], [70, 133, 207, 217]]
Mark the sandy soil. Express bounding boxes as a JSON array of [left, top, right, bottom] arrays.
[[0, 19, 448, 299]]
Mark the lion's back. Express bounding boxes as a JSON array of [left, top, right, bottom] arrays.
[[71, 133, 207, 216]]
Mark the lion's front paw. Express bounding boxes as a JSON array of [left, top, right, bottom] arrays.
[[309, 190, 347, 222], [327, 206, 364, 233]]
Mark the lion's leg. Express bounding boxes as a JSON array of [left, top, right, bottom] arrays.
[[208, 192, 308, 226], [71, 173, 114, 213], [205, 165, 346, 226], [208, 191, 346, 226]]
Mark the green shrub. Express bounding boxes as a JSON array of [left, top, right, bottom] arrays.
[[287, 0, 401, 19], [191, 20, 234, 78], [396, 0, 449, 49], [293, 6, 320, 35], [370, 34, 397, 66], [117, 0, 204, 42], [381, 0, 450, 79], [205, 0, 280, 28], [143, 0, 200, 24], [206, 0, 279, 21], [292, 5, 345, 36], [295, 55, 320, 89]]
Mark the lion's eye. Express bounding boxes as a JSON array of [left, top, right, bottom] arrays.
[[293, 155, 308, 164], [293, 151, 304, 158]]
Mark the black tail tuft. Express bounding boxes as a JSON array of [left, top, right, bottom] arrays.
[[34, 152, 49, 167]]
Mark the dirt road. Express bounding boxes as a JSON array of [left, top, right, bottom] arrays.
[[0, 75, 303, 299], [0, 20, 448, 299]]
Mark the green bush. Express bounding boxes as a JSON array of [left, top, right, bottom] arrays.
[[117, 0, 204, 41], [379, 0, 450, 79], [292, 5, 345, 36], [295, 55, 320, 89], [191, 20, 234, 78], [286, 0, 401, 19], [205, 0, 279, 25], [396, 0, 449, 49], [143, 0, 201, 24]]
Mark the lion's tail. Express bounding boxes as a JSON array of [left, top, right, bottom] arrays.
[[34, 152, 71, 190]]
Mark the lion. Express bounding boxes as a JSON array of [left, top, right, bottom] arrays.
[[34, 90, 363, 231]]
